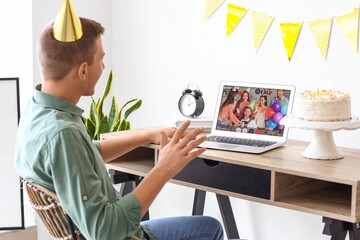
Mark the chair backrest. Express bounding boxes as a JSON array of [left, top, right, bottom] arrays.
[[21, 178, 83, 240]]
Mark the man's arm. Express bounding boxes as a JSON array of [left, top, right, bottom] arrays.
[[49, 129, 149, 239], [132, 121, 207, 217], [99, 127, 176, 162]]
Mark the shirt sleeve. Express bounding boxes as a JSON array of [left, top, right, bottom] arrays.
[[47, 128, 146, 240], [92, 140, 101, 153]]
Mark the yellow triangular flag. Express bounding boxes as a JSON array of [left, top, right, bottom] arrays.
[[204, 0, 224, 19], [309, 18, 333, 60], [53, 0, 83, 42], [280, 23, 302, 61], [226, 4, 247, 37], [335, 8, 359, 53], [252, 11, 274, 52]]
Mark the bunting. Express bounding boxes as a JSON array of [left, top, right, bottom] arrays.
[[226, 4, 247, 37], [280, 23, 302, 61], [252, 11, 274, 52], [204, 0, 224, 19], [203, 1, 360, 60], [335, 8, 359, 53], [309, 18, 332, 60]]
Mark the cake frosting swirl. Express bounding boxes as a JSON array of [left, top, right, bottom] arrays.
[[296, 90, 351, 121]]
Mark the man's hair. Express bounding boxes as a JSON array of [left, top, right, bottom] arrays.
[[37, 17, 105, 80]]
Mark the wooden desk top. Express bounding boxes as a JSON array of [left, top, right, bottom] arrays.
[[102, 127, 360, 185]]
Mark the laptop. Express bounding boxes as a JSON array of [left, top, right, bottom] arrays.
[[199, 81, 295, 154]]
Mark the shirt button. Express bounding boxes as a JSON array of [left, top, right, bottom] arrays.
[[82, 195, 88, 201]]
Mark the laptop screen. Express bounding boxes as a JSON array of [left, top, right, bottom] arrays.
[[213, 82, 295, 141]]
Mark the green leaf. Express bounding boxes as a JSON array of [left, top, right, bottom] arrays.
[[117, 119, 126, 131], [83, 70, 142, 138], [85, 118, 96, 139], [97, 70, 113, 117], [96, 98, 105, 120], [108, 96, 119, 132], [125, 121, 130, 130], [118, 99, 137, 120], [89, 98, 97, 123], [82, 116, 88, 123], [112, 119, 121, 132], [124, 99, 142, 120], [90, 99, 100, 139], [99, 112, 105, 122], [98, 116, 109, 136]]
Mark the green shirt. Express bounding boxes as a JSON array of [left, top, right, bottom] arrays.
[[15, 85, 156, 240]]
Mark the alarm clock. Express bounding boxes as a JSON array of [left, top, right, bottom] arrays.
[[178, 85, 205, 118]]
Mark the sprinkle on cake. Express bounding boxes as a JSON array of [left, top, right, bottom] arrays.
[[296, 89, 351, 121]]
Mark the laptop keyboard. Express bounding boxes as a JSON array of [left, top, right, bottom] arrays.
[[206, 136, 276, 148]]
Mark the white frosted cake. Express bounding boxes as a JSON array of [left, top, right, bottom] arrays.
[[296, 90, 351, 121]]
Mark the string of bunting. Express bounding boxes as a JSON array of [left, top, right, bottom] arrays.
[[204, 0, 360, 61]]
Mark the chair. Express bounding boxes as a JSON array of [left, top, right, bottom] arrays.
[[21, 178, 83, 240]]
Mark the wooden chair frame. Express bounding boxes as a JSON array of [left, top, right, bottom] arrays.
[[21, 178, 82, 240]]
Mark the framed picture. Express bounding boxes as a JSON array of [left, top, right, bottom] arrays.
[[0, 78, 24, 230]]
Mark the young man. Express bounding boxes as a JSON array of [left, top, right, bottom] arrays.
[[269, 89, 289, 107], [15, 18, 224, 240]]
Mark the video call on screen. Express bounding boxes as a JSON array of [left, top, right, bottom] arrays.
[[216, 85, 291, 137]]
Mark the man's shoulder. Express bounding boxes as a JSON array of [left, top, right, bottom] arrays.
[[20, 103, 85, 144]]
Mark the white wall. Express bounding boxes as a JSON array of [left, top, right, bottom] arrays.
[[0, 0, 33, 113], [0, 0, 34, 230], [112, 0, 360, 240]]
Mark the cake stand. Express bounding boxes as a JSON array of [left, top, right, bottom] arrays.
[[280, 115, 360, 160]]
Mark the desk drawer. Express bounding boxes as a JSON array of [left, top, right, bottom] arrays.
[[174, 158, 271, 199]]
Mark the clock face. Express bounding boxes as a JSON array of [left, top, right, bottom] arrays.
[[179, 94, 197, 116]]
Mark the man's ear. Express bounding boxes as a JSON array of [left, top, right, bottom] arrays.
[[78, 62, 88, 81]]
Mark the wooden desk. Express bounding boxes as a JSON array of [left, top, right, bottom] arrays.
[[102, 128, 360, 239]]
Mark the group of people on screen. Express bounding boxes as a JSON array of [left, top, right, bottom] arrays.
[[217, 87, 289, 133]]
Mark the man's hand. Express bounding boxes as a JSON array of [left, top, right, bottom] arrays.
[[155, 120, 207, 179], [148, 127, 177, 145], [132, 120, 207, 217]]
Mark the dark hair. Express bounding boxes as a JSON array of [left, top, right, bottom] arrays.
[[37, 17, 105, 80], [243, 106, 252, 114], [221, 90, 238, 109], [260, 95, 268, 106], [240, 90, 250, 102], [235, 90, 250, 109]]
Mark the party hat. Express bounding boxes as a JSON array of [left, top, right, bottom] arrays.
[[53, 0, 83, 42], [247, 100, 256, 111]]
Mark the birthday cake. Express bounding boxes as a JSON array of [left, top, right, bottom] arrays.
[[296, 90, 351, 121]]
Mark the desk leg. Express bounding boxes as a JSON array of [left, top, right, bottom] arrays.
[[216, 194, 240, 240], [119, 181, 136, 196], [349, 223, 360, 240], [192, 189, 206, 215], [109, 170, 150, 221], [322, 217, 360, 240]]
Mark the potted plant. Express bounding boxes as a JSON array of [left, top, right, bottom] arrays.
[[83, 70, 142, 140]]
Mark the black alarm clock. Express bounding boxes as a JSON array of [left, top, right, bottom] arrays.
[[178, 85, 205, 118]]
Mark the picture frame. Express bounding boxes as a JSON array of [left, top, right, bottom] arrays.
[[0, 78, 24, 230]]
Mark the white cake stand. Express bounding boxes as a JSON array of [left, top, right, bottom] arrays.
[[280, 115, 360, 160]]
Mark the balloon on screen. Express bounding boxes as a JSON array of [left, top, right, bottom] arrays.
[[273, 101, 281, 112], [281, 104, 288, 115]]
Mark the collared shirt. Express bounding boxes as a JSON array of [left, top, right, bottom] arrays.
[[15, 85, 156, 240], [269, 95, 289, 108]]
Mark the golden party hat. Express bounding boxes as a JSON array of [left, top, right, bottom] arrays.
[[53, 0, 83, 42]]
